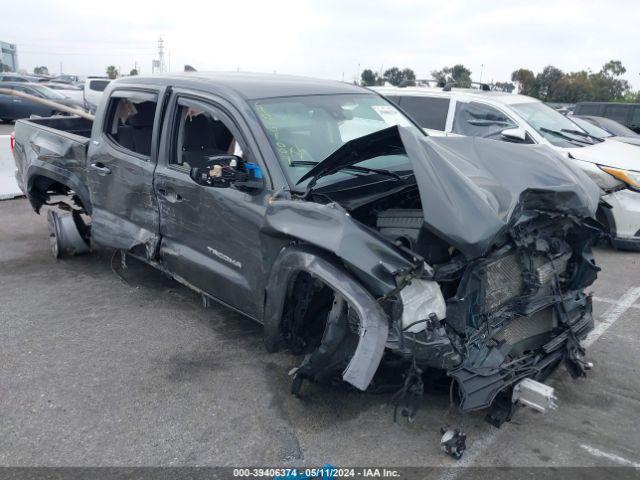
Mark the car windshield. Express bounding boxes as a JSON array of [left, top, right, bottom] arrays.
[[28, 84, 66, 100], [512, 101, 593, 148], [589, 116, 639, 137], [250, 93, 420, 186], [570, 116, 611, 138]]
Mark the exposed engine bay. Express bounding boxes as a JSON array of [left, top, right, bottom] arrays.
[[280, 126, 602, 427]]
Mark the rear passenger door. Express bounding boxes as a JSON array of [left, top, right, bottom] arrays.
[[393, 95, 450, 136], [154, 92, 271, 320], [86, 88, 163, 257]]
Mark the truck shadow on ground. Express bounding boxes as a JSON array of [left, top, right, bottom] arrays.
[[76, 247, 466, 431]]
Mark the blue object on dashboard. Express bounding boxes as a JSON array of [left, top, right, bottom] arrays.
[[245, 162, 263, 179]]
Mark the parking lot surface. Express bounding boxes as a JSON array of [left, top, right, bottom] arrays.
[[1, 197, 640, 468]]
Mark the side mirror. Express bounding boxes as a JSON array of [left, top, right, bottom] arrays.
[[190, 154, 264, 191], [500, 127, 529, 143]]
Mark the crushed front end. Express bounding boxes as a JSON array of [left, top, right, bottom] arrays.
[[385, 210, 600, 423], [279, 126, 603, 423]]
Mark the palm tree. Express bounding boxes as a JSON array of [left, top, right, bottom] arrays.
[[106, 65, 119, 79]]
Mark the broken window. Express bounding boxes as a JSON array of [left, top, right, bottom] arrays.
[[104, 91, 158, 157], [171, 101, 244, 170]]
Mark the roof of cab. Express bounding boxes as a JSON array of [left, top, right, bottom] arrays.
[[112, 71, 367, 100], [372, 85, 540, 105]]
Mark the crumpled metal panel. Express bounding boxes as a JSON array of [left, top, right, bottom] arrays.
[[301, 126, 601, 260]]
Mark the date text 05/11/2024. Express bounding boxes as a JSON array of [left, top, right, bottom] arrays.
[[232, 467, 401, 478]]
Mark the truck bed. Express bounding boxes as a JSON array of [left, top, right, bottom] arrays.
[[13, 116, 94, 213], [21, 116, 93, 139]]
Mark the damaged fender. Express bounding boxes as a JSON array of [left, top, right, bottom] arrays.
[[263, 244, 390, 391], [261, 199, 421, 296]]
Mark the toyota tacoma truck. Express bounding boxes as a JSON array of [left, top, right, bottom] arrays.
[[12, 72, 602, 425]]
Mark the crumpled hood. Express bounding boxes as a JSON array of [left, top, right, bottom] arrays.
[[300, 126, 601, 259], [565, 137, 640, 171]]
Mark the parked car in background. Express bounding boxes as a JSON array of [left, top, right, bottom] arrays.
[[11, 73, 601, 425], [83, 77, 111, 112], [570, 115, 640, 147], [375, 86, 640, 250], [39, 82, 85, 104], [0, 73, 42, 83], [573, 102, 640, 134], [0, 82, 85, 122], [572, 115, 640, 146], [49, 74, 83, 85]]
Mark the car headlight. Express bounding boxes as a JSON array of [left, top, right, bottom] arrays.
[[599, 166, 640, 191]]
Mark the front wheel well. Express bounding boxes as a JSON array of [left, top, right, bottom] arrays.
[[280, 271, 347, 354]]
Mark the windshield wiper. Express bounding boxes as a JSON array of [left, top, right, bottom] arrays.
[[290, 160, 405, 182], [561, 128, 603, 143], [540, 127, 592, 145]]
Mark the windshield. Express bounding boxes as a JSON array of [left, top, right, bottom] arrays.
[[250, 93, 420, 186], [511, 101, 592, 148], [28, 84, 67, 100], [570, 116, 611, 138], [588, 116, 639, 137]]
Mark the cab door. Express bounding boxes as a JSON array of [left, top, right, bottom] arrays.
[[154, 92, 271, 320], [86, 88, 163, 256]]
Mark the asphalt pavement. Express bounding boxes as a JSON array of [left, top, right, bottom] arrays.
[[1, 197, 639, 470]]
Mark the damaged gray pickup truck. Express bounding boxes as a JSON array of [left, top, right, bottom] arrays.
[[13, 73, 602, 427]]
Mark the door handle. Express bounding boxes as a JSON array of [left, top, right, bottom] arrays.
[[158, 187, 183, 203], [90, 162, 111, 175]]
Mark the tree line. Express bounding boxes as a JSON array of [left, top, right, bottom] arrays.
[[361, 60, 639, 103], [512, 61, 637, 103]]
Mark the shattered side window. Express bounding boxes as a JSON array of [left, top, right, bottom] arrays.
[[452, 101, 516, 139], [104, 92, 158, 157], [251, 94, 418, 184], [172, 103, 243, 169]]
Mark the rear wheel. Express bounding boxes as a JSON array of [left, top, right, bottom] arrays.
[[46, 209, 90, 258]]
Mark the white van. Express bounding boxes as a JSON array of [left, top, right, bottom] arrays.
[[83, 77, 111, 112], [374, 86, 640, 250]]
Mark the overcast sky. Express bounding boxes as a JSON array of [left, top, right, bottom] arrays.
[[4, 0, 639, 88]]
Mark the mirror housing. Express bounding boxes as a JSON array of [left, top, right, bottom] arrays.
[[500, 127, 529, 143], [190, 154, 264, 191]]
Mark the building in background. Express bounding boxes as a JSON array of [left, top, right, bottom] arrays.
[[0, 41, 18, 72]]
